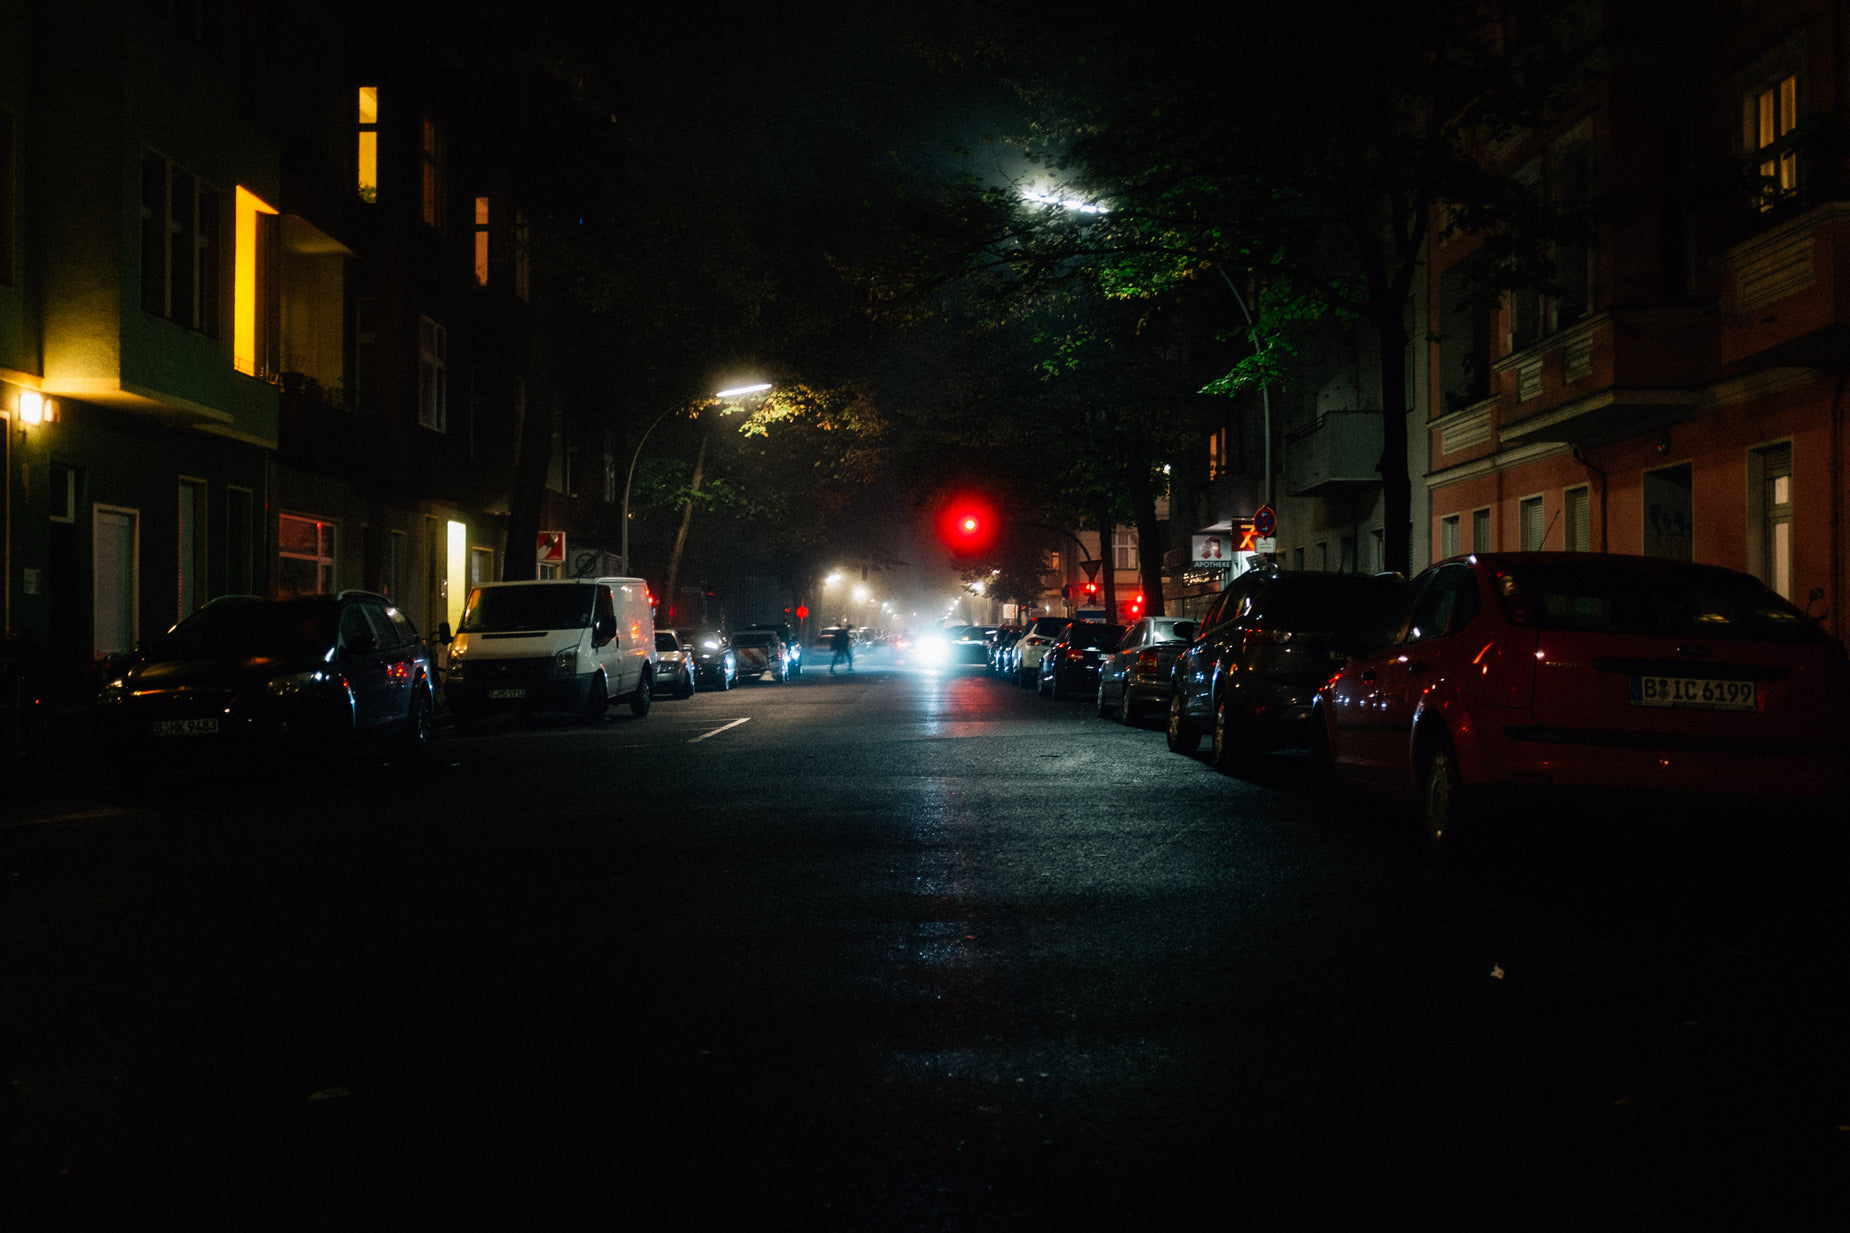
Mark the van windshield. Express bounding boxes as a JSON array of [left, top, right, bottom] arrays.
[[460, 584, 593, 633]]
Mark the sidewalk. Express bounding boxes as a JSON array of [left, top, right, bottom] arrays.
[[3, 702, 101, 807]]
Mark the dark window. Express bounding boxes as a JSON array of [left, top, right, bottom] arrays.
[[1, 108, 15, 286], [138, 150, 218, 335], [1359, 576, 1426, 655], [1406, 564, 1481, 643], [458, 583, 594, 633], [1501, 560, 1825, 643]]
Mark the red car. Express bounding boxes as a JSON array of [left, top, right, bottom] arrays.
[[1313, 552, 1850, 846]]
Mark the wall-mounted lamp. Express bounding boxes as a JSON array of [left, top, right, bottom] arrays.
[[16, 390, 54, 427]]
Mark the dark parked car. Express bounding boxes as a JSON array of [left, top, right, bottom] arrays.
[[1167, 569, 1403, 769], [679, 629, 737, 690], [747, 622, 802, 676], [987, 627, 1023, 674], [96, 591, 435, 782], [1096, 616, 1197, 724], [1314, 552, 1850, 847], [729, 629, 790, 681], [1039, 621, 1128, 700]]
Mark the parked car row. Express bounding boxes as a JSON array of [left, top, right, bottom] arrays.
[[92, 579, 816, 788], [1026, 554, 1850, 851]]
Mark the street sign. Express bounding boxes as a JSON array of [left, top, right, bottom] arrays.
[[537, 531, 565, 563], [1253, 505, 1277, 538]]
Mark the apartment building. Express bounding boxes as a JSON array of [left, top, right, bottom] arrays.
[[1427, 1, 1849, 643], [3, 1, 622, 700]]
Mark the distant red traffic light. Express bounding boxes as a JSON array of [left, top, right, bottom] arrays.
[[936, 496, 997, 556]]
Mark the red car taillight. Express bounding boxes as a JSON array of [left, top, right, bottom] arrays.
[[1136, 649, 1161, 671]]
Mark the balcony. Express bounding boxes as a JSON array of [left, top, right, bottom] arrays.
[[1717, 199, 1850, 370], [1283, 410, 1381, 497]]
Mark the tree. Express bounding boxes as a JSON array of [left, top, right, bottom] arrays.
[[892, 0, 1590, 576]]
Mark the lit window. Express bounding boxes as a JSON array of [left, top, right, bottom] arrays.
[[279, 513, 337, 596], [1752, 444, 1793, 599], [234, 186, 279, 377], [474, 197, 489, 285], [1750, 74, 1800, 210], [357, 87, 378, 204]]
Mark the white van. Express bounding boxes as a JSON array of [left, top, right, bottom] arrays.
[[445, 577, 656, 723]]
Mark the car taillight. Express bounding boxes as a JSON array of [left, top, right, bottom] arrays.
[[1493, 569, 1531, 626], [1136, 649, 1161, 671]]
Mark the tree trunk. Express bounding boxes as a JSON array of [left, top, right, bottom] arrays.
[[1374, 307, 1413, 578], [662, 411, 711, 616], [1096, 498, 1117, 620], [1126, 458, 1165, 617], [503, 384, 555, 583]]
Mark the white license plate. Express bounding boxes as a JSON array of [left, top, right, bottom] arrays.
[[1632, 676, 1758, 711], [487, 688, 527, 700], [153, 717, 219, 736]]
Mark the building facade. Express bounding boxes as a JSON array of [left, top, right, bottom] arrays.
[[3, 0, 627, 705], [1426, 1, 1849, 645]]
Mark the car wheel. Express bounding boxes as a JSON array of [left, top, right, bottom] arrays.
[[581, 673, 609, 723], [1210, 697, 1252, 774], [1165, 689, 1200, 753], [1120, 695, 1142, 726], [1422, 739, 1473, 852], [630, 671, 652, 718], [401, 684, 433, 758], [1306, 703, 1337, 794], [1049, 666, 1066, 700]]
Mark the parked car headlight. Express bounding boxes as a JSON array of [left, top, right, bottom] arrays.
[[551, 648, 579, 677], [99, 679, 126, 705], [266, 670, 330, 697]]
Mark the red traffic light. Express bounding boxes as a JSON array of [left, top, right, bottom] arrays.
[[795, 604, 809, 620], [936, 496, 997, 555]]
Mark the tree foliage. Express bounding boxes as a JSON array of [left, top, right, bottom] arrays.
[[882, 0, 1594, 576]]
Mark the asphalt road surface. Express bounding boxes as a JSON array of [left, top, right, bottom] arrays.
[[6, 651, 1849, 1230]]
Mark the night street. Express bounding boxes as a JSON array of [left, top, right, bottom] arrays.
[[6, 657, 1848, 1231]]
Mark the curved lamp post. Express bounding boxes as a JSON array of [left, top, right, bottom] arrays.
[[620, 382, 770, 576]]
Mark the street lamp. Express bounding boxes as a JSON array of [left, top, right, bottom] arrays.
[[620, 382, 770, 576]]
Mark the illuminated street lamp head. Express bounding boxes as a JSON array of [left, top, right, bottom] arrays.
[[715, 382, 772, 398]]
